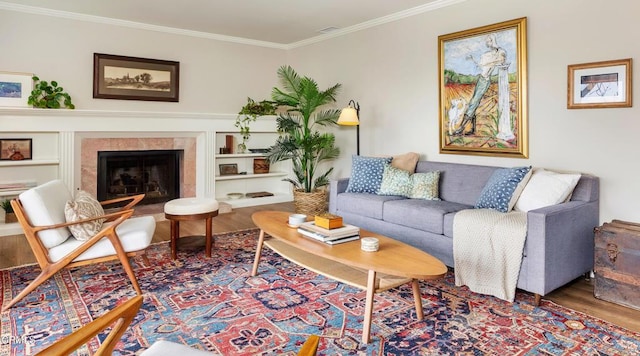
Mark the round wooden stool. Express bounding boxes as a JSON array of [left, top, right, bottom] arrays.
[[164, 198, 219, 260]]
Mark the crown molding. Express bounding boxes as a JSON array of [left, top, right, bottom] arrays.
[[0, 2, 288, 50], [287, 0, 468, 49], [0, 0, 466, 50]]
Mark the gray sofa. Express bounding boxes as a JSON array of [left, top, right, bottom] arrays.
[[329, 160, 600, 304]]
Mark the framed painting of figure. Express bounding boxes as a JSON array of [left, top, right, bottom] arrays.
[[438, 17, 528, 158]]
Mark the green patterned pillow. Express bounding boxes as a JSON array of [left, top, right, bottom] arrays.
[[407, 171, 441, 200], [377, 164, 412, 196]]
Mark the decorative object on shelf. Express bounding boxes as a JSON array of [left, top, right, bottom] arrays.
[[248, 148, 269, 153], [28, 76, 75, 109], [266, 65, 342, 216], [245, 191, 274, 198], [438, 17, 528, 158], [225, 135, 234, 154], [568, 58, 632, 109], [0, 138, 32, 160], [226, 192, 244, 200], [338, 99, 361, 155], [1, 198, 17, 223], [235, 97, 277, 153], [253, 158, 270, 174], [219, 163, 238, 176], [93, 53, 180, 102], [0, 72, 33, 107]]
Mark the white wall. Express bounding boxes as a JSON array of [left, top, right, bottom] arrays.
[[288, 0, 640, 223], [0, 10, 286, 112]]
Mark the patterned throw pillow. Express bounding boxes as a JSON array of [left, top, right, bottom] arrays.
[[475, 166, 532, 213], [408, 171, 441, 200], [377, 164, 412, 196], [64, 190, 106, 241], [346, 155, 393, 194]]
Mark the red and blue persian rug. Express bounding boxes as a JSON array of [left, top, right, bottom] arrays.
[[1, 228, 639, 355]]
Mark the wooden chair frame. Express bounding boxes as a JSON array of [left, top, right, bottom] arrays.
[[2, 194, 148, 311], [36, 295, 143, 355]]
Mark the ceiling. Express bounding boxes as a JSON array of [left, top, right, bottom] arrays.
[[0, 0, 458, 47]]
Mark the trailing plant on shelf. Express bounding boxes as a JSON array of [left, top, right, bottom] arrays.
[[28, 75, 75, 109], [265, 65, 341, 215], [235, 97, 276, 153]]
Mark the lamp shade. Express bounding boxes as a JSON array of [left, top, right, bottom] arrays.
[[337, 107, 359, 126]]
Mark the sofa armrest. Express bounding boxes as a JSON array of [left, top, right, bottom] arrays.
[[524, 200, 599, 295], [329, 178, 350, 214]]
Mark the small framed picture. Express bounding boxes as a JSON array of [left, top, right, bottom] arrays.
[[0, 72, 33, 107], [219, 163, 238, 176], [568, 58, 632, 109], [93, 53, 180, 102], [0, 139, 32, 160]]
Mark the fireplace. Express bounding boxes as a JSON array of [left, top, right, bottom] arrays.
[[97, 149, 182, 206]]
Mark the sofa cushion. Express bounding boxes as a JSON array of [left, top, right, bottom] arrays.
[[377, 165, 412, 196], [336, 192, 404, 220], [408, 171, 440, 200], [18, 180, 73, 248], [65, 190, 106, 241], [384, 199, 472, 235], [346, 155, 392, 194], [475, 166, 532, 213], [515, 169, 581, 212]]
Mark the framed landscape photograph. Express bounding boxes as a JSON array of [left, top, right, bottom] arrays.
[[93, 53, 180, 102], [219, 163, 238, 176], [438, 17, 528, 158], [0, 72, 33, 107], [568, 58, 632, 109], [0, 138, 32, 160]]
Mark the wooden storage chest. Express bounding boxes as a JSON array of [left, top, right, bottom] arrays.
[[594, 220, 640, 310]]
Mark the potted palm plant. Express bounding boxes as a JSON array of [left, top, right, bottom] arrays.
[[266, 65, 341, 216]]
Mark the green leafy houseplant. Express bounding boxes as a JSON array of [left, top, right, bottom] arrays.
[[28, 76, 75, 109], [1, 199, 13, 214], [266, 65, 341, 194], [235, 97, 277, 152]]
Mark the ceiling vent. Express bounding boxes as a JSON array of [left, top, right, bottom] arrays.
[[318, 26, 340, 34]]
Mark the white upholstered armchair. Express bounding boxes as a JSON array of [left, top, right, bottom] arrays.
[[2, 179, 155, 311]]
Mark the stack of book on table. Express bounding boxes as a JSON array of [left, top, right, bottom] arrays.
[[297, 221, 360, 245]]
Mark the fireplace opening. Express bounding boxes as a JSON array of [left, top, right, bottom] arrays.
[[97, 149, 182, 207]]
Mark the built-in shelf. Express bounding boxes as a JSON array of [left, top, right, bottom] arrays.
[[0, 222, 23, 236], [215, 172, 288, 181], [0, 189, 28, 197], [217, 192, 292, 208], [215, 153, 267, 158]]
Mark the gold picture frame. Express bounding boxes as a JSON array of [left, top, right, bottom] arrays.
[[567, 58, 632, 109], [438, 17, 528, 158]]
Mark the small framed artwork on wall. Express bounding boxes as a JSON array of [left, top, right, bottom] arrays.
[[93, 53, 180, 102], [0, 72, 33, 107], [0, 138, 32, 160], [567, 58, 632, 109]]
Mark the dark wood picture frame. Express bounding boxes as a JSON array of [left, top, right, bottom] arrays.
[[219, 163, 238, 176], [0, 138, 32, 160], [93, 53, 179, 102]]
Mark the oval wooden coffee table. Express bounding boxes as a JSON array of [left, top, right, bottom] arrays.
[[251, 211, 447, 344]]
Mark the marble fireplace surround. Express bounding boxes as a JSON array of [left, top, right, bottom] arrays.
[[81, 137, 197, 199]]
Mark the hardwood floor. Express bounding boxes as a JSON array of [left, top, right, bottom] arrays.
[[2, 201, 639, 333]]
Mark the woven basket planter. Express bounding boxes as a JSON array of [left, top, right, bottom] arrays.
[[293, 188, 328, 217], [4, 212, 17, 224]]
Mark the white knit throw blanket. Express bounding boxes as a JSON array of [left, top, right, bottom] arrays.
[[453, 209, 527, 302]]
